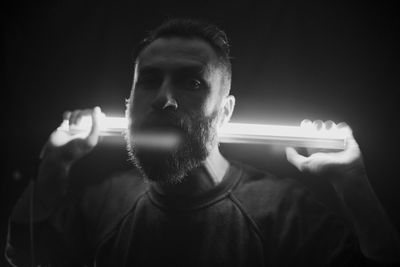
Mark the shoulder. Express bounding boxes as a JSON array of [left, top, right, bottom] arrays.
[[231, 161, 360, 265], [230, 160, 349, 236], [230, 161, 358, 250], [231, 161, 308, 212], [80, 168, 148, 247]]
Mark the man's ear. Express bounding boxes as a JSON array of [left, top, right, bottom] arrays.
[[220, 95, 235, 127]]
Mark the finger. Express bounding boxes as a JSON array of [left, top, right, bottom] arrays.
[[336, 122, 360, 152], [324, 120, 336, 130], [337, 121, 349, 129], [70, 109, 94, 127], [285, 147, 308, 172], [300, 119, 312, 128], [337, 122, 353, 138], [313, 120, 324, 130], [63, 111, 71, 121], [69, 110, 81, 126], [86, 107, 101, 147]]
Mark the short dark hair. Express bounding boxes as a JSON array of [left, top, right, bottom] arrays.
[[133, 18, 232, 95]]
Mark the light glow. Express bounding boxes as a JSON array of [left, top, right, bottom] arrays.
[[57, 116, 347, 150]]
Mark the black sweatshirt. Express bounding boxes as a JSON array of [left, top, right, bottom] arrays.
[[7, 161, 372, 266]]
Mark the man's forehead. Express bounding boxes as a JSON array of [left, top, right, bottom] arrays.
[[136, 37, 218, 70]]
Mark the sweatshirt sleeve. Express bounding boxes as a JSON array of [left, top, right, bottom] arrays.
[[5, 170, 146, 267], [231, 166, 396, 266], [276, 181, 400, 267], [5, 181, 90, 267]]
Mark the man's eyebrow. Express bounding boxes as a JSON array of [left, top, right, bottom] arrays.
[[175, 65, 208, 76], [138, 64, 208, 75], [138, 66, 161, 75]]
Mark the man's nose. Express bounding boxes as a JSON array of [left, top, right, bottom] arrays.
[[151, 80, 178, 111]]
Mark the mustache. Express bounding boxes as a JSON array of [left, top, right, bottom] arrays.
[[134, 111, 190, 132]]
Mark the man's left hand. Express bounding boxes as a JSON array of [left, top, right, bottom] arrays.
[[285, 120, 367, 188]]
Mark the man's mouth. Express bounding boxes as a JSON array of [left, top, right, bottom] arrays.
[[132, 126, 183, 150]]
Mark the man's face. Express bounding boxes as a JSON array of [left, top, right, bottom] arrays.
[[125, 37, 227, 184]]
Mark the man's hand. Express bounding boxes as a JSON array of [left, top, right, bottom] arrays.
[[40, 107, 102, 165], [285, 119, 400, 262], [285, 120, 366, 188], [36, 106, 103, 195], [11, 107, 103, 223]]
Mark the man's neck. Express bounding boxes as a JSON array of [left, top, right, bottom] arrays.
[[153, 147, 230, 197]]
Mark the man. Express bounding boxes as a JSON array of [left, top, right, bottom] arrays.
[[6, 18, 400, 266]]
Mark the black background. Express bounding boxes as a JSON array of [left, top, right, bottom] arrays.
[[1, 1, 399, 265]]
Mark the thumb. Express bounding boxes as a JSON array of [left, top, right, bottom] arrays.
[[285, 147, 308, 172], [86, 106, 101, 147]]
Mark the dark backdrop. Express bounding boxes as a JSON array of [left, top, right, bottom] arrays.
[[2, 1, 399, 265]]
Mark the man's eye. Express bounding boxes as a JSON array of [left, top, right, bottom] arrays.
[[137, 76, 161, 89], [186, 79, 203, 90]]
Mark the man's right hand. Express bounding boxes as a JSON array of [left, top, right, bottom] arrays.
[[34, 106, 102, 198], [40, 107, 102, 166], [11, 107, 103, 223]]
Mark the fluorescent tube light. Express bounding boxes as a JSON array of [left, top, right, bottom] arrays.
[[57, 116, 346, 150]]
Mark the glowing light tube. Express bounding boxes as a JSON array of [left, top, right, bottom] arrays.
[[57, 116, 347, 150]]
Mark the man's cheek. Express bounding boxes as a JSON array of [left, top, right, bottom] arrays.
[[200, 96, 222, 118], [179, 92, 208, 110], [131, 90, 156, 110]]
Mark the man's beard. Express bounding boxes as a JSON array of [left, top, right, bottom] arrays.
[[125, 110, 220, 185]]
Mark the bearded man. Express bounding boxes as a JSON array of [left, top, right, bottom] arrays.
[[6, 18, 400, 266]]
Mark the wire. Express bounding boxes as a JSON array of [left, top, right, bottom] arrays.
[[29, 177, 36, 267], [29, 157, 42, 267]]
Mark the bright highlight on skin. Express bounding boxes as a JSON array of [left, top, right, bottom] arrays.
[[57, 115, 347, 150]]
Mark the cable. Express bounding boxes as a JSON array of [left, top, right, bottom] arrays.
[[28, 157, 42, 267], [29, 177, 36, 267]]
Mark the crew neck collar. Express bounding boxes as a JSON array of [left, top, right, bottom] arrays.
[[147, 162, 242, 212]]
